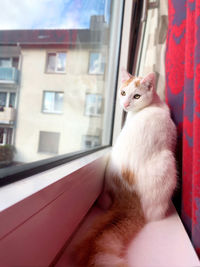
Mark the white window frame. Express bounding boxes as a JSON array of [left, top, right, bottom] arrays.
[[42, 91, 64, 114], [0, 0, 132, 210], [0, 91, 16, 108], [46, 52, 67, 73], [0, 2, 199, 266]]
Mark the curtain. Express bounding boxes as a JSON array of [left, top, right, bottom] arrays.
[[166, 0, 200, 257]]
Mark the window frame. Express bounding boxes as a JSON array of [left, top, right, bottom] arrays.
[[0, 0, 142, 188], [45, 51, 67, 74], [0, 91, 16, 108], [42, 91, 64, 114]]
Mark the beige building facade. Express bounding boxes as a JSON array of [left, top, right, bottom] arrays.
[[0, 17, 109, 163]]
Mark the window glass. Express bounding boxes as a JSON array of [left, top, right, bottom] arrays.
[[43, 91, 63, 113], [9, 93, 16, 108], [0, 0, 124, 169], [0, 128, 4, 144], [46, 53, 57, 72], [57, 53, 66, 72], [46, 52, 66, 73], [85, 94, 102, 116], [82, 135, 100, 149], [89, 53, 105, 75], [0, 92, 7, 107]]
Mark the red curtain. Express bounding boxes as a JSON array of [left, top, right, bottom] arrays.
[[166, 0, 200, 257]]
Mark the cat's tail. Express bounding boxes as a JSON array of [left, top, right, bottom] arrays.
[[74, 190, 145, 267]]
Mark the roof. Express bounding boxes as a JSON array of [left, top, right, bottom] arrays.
[[0, 28, 109, 47]]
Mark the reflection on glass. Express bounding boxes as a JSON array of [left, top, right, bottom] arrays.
[[89, 53, 105, 75], [57, 53, 66, 72], [0, 0, 123, 167], [85, 94, 102, 116]]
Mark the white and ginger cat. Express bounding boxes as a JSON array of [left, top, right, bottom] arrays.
[[75, 71, 177, 267]]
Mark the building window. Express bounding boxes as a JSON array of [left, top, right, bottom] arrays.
[[0, 92, 7, 107], [9, 93, 16, 108], [0, 128, 12, 145], [0, 128, 5, 144], [42, 91, 64, 114], [85, 94, 102, 117], [88, 52, 105, 75], [82, 135, 101, 149], [38, 131, 60, 154], [46, 52, 66, 73], [0, 92, 16, 108]]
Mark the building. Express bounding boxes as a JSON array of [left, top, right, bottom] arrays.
[[0, 16, 110, 163]]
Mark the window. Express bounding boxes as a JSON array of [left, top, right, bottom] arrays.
[[85, 94, 102, 116], [0, 128, 12, 145], [42, 91, 64, 113], [0, 128, 5, 144], [46, 52, 66, 73], [88, 52, 105, 75], [38, 131, 60, 154], [0, 93, 7, 107], [9, 93, 16, 108], [0, 92, 16, 108], [82, 135, 101, 149], [0, 0, 125, 184]]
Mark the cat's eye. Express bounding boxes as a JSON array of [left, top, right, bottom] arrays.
[[121, 90, 126, 96], [133, 94, 141, 99]]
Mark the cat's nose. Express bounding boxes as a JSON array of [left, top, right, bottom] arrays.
[[124, 101, 130, 108]]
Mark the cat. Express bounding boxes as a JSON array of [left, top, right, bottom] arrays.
[[74, 70, 177, 267]]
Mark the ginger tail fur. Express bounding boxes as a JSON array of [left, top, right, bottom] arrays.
[[74, 190, 146, 267]]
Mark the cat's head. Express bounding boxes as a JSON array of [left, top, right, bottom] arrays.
[[119, 69, 156, 112]]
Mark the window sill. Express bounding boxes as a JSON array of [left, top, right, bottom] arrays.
[[42, 111, 63, 115], [45, 71, 66, 75], [0, 147, 199, 267], [0, 147, 110, 212], [56, 203, 200, 267]]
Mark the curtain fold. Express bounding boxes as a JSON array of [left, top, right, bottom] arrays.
[[166, 0, 200, 257]]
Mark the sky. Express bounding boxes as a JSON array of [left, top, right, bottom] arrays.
[[0, 0, 111, 30]]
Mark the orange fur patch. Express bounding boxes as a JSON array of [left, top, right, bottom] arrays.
[[121, 76, 135, 88], [135, 80, 140, 87], [73, 175, 146, 267], [121, 168, 135, 186]]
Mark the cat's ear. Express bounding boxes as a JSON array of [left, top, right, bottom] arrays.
[[121, 67, 133, 83], [141, 72, 156, 90]]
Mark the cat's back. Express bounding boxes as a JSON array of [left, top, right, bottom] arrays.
[[113, 103, 176, 156], [135, 104, 176, 150]]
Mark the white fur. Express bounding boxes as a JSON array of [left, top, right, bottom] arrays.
[[106, 72, 177, 221], [93, 253, 127, 267]]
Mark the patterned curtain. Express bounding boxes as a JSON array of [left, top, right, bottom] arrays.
[[165, 0, 200, 257]]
